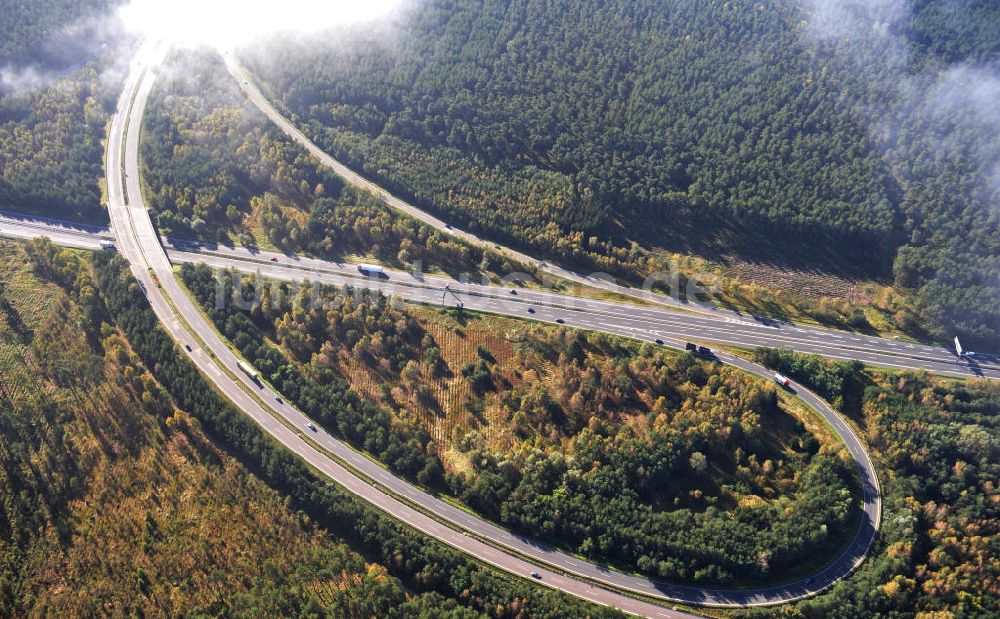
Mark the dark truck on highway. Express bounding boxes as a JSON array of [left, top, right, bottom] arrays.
[[686, 343, 713, 357]]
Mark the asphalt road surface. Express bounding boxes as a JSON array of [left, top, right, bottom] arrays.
[[5, 214, 995, 381], [165, 240, 999, 380], [101, 43, 735, 618], [2, 31, 991, 617], [101, 42, 701, 619], [0, 210, 110, 250]]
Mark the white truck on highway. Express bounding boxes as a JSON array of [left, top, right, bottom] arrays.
[[237, 359, 261, 384], [774, 372, 791, 387], [357, 263, 387, 278]]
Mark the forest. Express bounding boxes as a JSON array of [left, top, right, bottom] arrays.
[[69, 243, 617, 618], [243, 0, 1000, 348], [181, 262, 860, 586], [0, 0, 115, 66], [6, 234, 994, 616], [0, 238, 487, 616], [0, 0, 120, 222], [746, 349, 999, 618], [907, 0, 1000, 64], [142, 50, 526, 279], [0, 64, 112, 221]]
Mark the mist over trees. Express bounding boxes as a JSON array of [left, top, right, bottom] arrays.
[[0, 66, 113, 221], [243, 0, 1000, 347], [0, 0, 124, 221], [799, 0, 1000, 347], [0, 0, 117, 67]]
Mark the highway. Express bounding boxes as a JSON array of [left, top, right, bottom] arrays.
[[0, 36, 920, 617], [4, 214, 996, 381], [166, 240, 999, 380], [0, 12, 985, 618], [88, 41, 890, 617], [0, 210, 111, 250]]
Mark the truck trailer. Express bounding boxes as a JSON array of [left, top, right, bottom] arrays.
[[357, 263, 387, 278], [237, 359, 261, 384]]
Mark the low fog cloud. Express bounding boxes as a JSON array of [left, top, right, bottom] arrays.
[[799, 0, 1000, 210], [801, 0, 909, 42], [915, 65, 1000, 205], [0, 14, 128, 94], [118, 0, 406, 50], [0, 65, 48, 94], [1, 0, 406, 94]]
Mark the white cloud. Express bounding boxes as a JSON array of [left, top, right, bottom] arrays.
[[118, 0, 405, 50], [0, 65, 48, 93], [798, 0, 1000, 212], [799, 0, 909, 42]]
